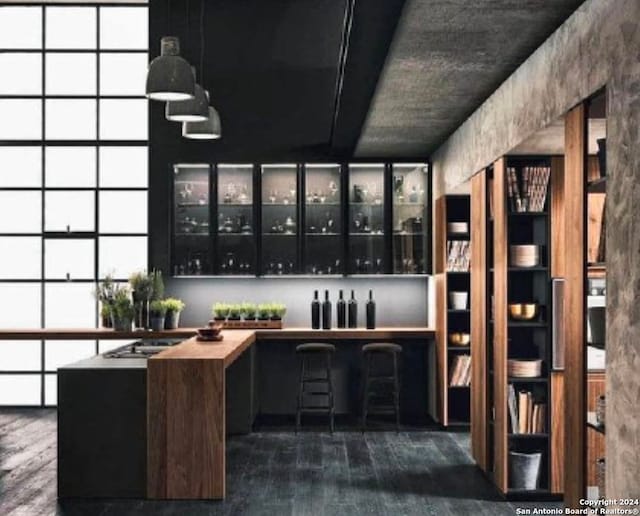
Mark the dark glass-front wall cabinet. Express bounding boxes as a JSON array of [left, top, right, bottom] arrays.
[[171, 162, 430, 277]]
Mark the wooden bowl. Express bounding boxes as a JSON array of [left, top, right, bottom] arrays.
[[508, 303, 538, 321], [449, 332, 470, 346]]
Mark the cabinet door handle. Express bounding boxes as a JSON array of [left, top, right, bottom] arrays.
[[552, 278, 565, 370]]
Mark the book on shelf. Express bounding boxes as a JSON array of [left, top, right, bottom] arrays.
[[446, 240, 470, 272], [508, 385, 547, 434], [506, 166, 551, 213], [449, 354, 471, 387]]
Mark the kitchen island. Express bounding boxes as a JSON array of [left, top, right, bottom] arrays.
[[1, 327, 434, 500]]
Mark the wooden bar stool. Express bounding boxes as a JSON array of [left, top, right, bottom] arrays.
[[295, 343, 335, 432], [361, 342, 402, 431]]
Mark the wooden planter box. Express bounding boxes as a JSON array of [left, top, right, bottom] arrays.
[[221, 319, 283, 329]]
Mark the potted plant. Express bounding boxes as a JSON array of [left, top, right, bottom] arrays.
[[129, 271, 154, 330], [111, 286, 134, 332], [257, 303, 272, 321], [150, 269, 164, 301], [95, 273, 117, 328], [228, 303, 242, 321], [100, 304, 112, 329], [149, 300, 167, 332], [212, 302, 230, 322], [163, 298, 185, 329], [242, 302, 257, 321], [271, 303, 287, 321]]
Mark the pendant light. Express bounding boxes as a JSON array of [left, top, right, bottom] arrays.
[[183, 92, 221, 139], [166, 67, 209, 122], [146, 36, 195, 101]]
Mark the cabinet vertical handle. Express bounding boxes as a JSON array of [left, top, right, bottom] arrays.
[[552, 278, 565, 370]]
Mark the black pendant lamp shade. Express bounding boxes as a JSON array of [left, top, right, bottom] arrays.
[[165, 68, 209, 122], [146, 37, 195, 101], [182, 103, 221, 140]]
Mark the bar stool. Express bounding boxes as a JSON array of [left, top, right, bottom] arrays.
[[361, 342, 402, 431], [295, 343, 335, 432]]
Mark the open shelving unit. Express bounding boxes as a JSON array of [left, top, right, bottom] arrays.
[[435, 194, 471, 427]]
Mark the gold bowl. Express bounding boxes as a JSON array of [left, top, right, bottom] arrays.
[[449, 332, 471, 346], [508, 303, 538, 321]]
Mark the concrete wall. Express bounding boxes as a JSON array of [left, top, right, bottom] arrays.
[[431, 0, 640, 499], [165, 277, 433, 329]]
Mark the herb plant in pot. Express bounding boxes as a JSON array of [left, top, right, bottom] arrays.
[[228, 303, 242, 321], [257, 303, 272, 321], [270, 303, 287, 321], [212, 302, 230, 322], [95, 273, 117, 328], [149, 300, 167, 332], [100, 304, 112, 329], [129, 271, 154, 330], [242, 302, 257, 321], [111, 287, 135, 332], [163, 298, 185, 329]]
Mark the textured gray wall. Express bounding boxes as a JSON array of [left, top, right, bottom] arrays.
[[431, 0, 640, 499], [165, 277, 433, 329]]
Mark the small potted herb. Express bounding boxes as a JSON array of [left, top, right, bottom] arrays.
[[129, 271, 154, 329], [100, 304, 112, 328], [257, 303, 272, 320], [111, 287, 134, 332], [242, 302, 257, 321], [212, 302, 230, 321], [228, 303, 242, 321], [149, 300, 167, 332], [150, 269, 164, 301], [270, 303, 287, 321], [95, 273, 117, 328], [163, 298, 185, 329]]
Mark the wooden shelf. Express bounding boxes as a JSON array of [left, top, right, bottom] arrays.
[[507, 320, 547, 328], [508, 377, 549, 383], [508, 433, 549, 439], [507, 211, 548, 217]]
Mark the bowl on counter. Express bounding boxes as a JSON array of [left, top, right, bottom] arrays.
[[507, 358, 543, 378], [508, 303, 538, 321], [510, 245, 540, 268], [449, 332, 470, 346], [197, 322, 224, 342], [447, 222, 469, 235]]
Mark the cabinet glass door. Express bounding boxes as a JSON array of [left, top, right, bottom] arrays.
[[173, 164, 211, 275], [304, 164, 342, 274], [261, 164, 298, 274], [216, 164, 255, 275], [392, 163, 428, 273], [348, 164, 385, 274]]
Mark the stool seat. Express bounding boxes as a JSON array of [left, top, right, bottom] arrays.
[[296, 343, 336, 353], [362, 342, 402, 354]]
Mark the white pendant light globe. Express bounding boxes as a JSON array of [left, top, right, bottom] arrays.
[[182, 104, 221, 140], [146, 37, 195, 101]]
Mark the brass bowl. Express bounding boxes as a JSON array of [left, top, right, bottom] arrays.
[[449, 332, 470, 346], [508, 303, 538, 321]]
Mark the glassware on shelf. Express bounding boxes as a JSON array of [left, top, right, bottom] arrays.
[[284, 216, 296, 234]]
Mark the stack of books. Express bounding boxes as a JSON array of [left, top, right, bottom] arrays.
[[508, 385, 547, 433], [446, 240, 470, 272], [449, 354, 471, 386], [506, 166, 551, 213]]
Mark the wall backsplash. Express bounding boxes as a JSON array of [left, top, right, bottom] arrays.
[[166, 277, 433, 328]]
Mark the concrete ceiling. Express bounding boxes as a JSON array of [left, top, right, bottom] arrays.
[[355, 0, 586, 158]]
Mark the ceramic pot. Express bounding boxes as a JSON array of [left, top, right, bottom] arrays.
[[164, 310, 181, 329], [449, 291, 468, 310], [509, 451, 542, 490]]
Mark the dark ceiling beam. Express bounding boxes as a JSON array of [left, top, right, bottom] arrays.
[[329, 0, 407, 158]]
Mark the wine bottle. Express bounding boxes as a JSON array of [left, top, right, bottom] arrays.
[[311, 290, 320, 329], [366, 289, 376, 329], [322, 290, 332, 330], [337, 290, 346, 328], [348, 290, 358, 328]]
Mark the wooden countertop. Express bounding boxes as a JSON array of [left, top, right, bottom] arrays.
[[0, 327, 434, 341]]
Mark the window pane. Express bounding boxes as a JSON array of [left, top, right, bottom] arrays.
[[0, 192, 41, 234], [99, 236, 147, 279], [0, 100, 42, 140], [99, 191, 147, 234], [45, 7, 96, 49], [0, 147, 42, 188], [45, 191, 95, 232], [45, 239, 94, 280], [0, 375, 41, 405], [0, 284, 41, 329], [0, 341, 40, 371], [0, 7, 42, 49], [45, 283, 95, 328], [100, 7, 148, 50], [45, 340, 95, 371], [0, 53, 42, 95], [0, 237, 41, 279], [45, 99, 96, 140], [46, 53, 96, 95], [99, 99, 147, 141], [99, 147, 147, 188], [45, 147, 96, 188], [45, 374, 56, 405], [100, 53, 147, 96]]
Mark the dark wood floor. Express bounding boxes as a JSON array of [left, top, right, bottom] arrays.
[[0, 409, 556, 515]]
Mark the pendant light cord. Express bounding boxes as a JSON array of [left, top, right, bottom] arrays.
[[200, 0, 205, 86]]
